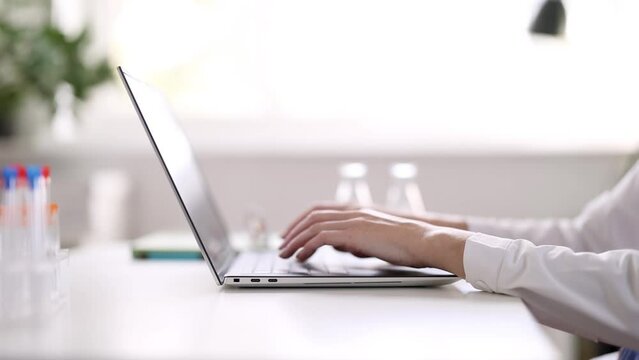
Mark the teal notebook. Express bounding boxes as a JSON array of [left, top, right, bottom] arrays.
[[131, 232, 203, 260]]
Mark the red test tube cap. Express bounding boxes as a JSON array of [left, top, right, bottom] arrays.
[[10, 163, 27, 180], [42, 165, 51, 179]]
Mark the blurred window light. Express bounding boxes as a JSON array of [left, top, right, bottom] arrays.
[[92, 0, 639, 151]]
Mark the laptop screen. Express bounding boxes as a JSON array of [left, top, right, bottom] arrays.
[[119, 67, 236, 284]]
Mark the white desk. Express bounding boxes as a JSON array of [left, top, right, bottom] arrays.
[[0, 243, 562, 360]]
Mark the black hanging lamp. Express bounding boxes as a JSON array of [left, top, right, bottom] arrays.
[[530, 0, 566, 36]]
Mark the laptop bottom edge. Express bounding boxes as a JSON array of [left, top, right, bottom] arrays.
[[223, 276, 459, 288]]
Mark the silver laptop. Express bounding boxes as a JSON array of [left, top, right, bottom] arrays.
[[118, 67, 458, 287]]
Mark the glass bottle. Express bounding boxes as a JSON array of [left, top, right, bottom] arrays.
[[244, 205, 268, 251], [385, 162, 425, 214], [335, 162, 373, 206]]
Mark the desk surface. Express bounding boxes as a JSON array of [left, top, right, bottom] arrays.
[[0, 243, 561, 360]]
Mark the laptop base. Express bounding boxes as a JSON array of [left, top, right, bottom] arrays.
[[224, 275, 459, 288]]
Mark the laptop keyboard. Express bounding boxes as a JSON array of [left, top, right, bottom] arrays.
[[228, 248, 453, 278], [246, 251, 349, 275]]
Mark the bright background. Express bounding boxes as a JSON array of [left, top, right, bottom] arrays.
[[2, 0, 637, 241], [63, 0, 639, 153]]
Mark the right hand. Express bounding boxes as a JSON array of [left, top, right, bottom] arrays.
[[280, 202, 468, 244], [280, 202, 362, 241], [278, 204, 470, 276]]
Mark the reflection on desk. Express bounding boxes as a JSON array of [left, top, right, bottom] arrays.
[[0, 243, 562, 360]]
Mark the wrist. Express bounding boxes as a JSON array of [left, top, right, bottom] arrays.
[[424, 227, 470, 278]]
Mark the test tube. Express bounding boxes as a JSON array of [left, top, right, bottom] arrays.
[[1, 166, 30, 320], [2, 166, 18, 261], [0, 205, 4, 261], [17, 165, 28, 260], [48, 203, 60, 256], [13, 164, 27, 206], [42, 166, 51, 206], [48, 203, 62, 308], [27, 166, 47, 260]]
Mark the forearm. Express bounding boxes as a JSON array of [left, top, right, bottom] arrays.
[[419, 211, 584, 249], [463, 233, 639, 349], [417, 211, 581, 249], [467, 217, 578, 246], [385, 209, 469, 231], [433, 160, 639, 252]]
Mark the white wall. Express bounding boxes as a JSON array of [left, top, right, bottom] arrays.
[[126, 153, 634, 238], [1, 142, 634, 244]]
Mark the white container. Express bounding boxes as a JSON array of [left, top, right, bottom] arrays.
[[385, 162, 426, 214], [0, 250, 69, 323], [335, 162, 373, 206]]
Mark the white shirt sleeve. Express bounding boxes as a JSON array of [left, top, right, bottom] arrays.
[[467, 160, 639, 253], [462, 160, 639, 349], [464, 233, 639, 350]]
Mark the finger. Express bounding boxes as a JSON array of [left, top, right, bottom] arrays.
[[333, 246, 369, 259], [279, 218, 361, 258], [351, 251, 371, 258], [296, 230, 346, 262], [280, 203, 352, 239], [282, 209, 366, 246]]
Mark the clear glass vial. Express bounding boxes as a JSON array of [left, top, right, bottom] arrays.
[[385, 162, 425, 214], [335, 162, 373, 206]]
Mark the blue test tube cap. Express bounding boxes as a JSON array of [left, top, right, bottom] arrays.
[[27, 165, 42, 189], [3, 166, 18, 189]]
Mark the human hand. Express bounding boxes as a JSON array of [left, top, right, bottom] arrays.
[[280, 202, 468, 241], [279, 206, 470, 276], [280, 202, 362, 240]]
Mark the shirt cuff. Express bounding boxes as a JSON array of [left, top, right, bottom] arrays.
[[463, 233, 514, 292]]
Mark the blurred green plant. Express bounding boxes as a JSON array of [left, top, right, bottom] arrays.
[[0, 19, 111, 136]]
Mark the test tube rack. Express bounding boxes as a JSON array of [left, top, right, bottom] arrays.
[[0, 165, 69, 322]]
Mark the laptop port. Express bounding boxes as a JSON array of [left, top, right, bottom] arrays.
[[268, 279, 278, 283], [251, 279, 260, 283], [233, 278, 239, 283]]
